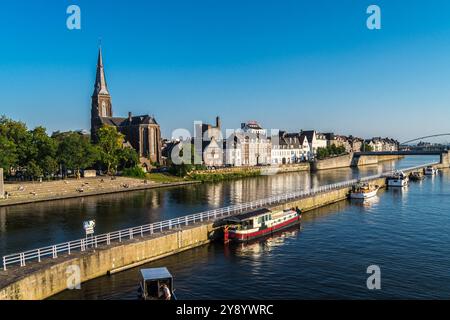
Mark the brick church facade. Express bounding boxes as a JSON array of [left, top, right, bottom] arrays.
[[90, 48, 162, 167]]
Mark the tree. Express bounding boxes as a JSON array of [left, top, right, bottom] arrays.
[[57, 132, 99, 177], [96, 126, 125, 175], [29, 126, 58, 177], [316, 147, 329, 160], [0, 116, 31, 168], [25, 160, 43, 181], [0, 135, 17, 174], [362, 143, 374, 152], [118, 147, 139, 170]]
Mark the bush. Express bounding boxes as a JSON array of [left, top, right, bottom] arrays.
[[122, 166, 146, 179]]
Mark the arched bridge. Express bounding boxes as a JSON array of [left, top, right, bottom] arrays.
[[400, 134, 450, 146]]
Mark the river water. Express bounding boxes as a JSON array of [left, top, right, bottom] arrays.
[[3, 156, 450, 299]]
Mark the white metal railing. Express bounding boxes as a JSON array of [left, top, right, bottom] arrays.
[[1, 162, 438, 271]]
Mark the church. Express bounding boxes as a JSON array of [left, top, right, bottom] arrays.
[[90, 48, 162, 167]]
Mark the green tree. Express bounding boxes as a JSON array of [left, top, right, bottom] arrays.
[[25, 160, 43, 181], [29, 126, 58, 177], [118, 147, 139, 170], [362, 143, 374, 152], [57, 132, 98, 177], [96, 126, 124, 174], [0, 135, 17, 174], [316, 147, 329, 160], [0, 116, 32, 168]]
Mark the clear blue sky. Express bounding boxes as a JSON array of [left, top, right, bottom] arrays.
[[1, 0, 450, 142]]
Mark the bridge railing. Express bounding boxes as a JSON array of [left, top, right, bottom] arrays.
[[1, 163, 438, 271]]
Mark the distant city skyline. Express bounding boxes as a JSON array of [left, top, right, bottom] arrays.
[[1, 1, 450, 142]]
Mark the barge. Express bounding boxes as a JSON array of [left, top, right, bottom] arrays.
[[222, 208, 302, 243]]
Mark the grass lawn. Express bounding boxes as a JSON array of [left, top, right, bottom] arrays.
[[146, 173, 190, 183]]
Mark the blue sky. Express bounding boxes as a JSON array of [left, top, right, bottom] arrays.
[[1, 1, 450, 141]]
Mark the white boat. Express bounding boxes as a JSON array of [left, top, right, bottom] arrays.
[[387, 171, 408, 187], [424, 166, 438, 176], [349, 183, 379, 199]]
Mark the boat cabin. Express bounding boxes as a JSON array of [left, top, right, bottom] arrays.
[[139, 268, 176, 300], [225, 208, 273, 230]]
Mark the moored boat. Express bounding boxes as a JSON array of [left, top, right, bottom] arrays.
[[424, 166, 438, 176], [349, 182, 379, 199], [223, 208, 302, 243], [138, 268, 177, 300], [387, 170, 408, 187], [409, 171, 425, 181]]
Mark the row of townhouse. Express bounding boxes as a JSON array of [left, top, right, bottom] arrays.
[[365, 137, 399, 152], [162, 117, 399, 168]]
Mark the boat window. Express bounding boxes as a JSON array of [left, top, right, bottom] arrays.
[[146, 280, 159, 298]]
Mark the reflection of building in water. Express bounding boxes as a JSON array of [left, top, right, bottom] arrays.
[[227, 172, 311, 204], [0, 208, 6, 233], [205, 183, 223, 207]]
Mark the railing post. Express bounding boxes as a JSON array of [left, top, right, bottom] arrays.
[[185, 217, 188, 226], [52, 245, 57, 259], [140, 226, 144, 237], [129, 229, 133, 240], [95, 236, 98, 248], [3, 256, 6, 271], [107, 233, 111, 245], [81, 239, 85, 252], [20, 253, 25, 267], [119, 231, 122, 242], [38, 249, 41, 262], [68, 242, 71, 255], [169, 221, 172, 230]]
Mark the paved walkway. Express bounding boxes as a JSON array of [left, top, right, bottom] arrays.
[[0, 177, 198, 207]]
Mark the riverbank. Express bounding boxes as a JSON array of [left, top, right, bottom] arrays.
[[0, 163, 313, 206], [189, 163, 310, 182], [0, 176, 200, 207]]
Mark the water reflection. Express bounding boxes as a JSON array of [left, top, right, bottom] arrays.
[[232, 225, 301, 258], [349, 196, 380, 208]]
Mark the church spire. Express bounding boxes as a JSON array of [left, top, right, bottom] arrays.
[[93, 46, 109, 96]]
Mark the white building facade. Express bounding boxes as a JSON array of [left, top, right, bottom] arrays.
[[271, 132, 311, 165]]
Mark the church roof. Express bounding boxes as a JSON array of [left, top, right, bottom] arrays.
[[99, 115, 158, 127], [93, 47, 110, 96]]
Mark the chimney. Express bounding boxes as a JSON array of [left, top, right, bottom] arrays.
[[128, 112, 132, 122], [216, 116, 221, 129]]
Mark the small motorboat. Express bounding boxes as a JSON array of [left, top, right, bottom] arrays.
[[424, 166, 438, 176], [349, 182, 379, 199], [409, 171, 425, 181], [387, 170, 408, 187], [138, 268, 177, 300]]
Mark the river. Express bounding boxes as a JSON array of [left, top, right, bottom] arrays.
[[3, 156, 449, 299]]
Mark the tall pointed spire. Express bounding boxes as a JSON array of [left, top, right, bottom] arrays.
[[93, 45, 109, 96]]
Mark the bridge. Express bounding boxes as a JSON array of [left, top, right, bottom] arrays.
[[400, 134, 450, 146], [355, 150, 445, 156]]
